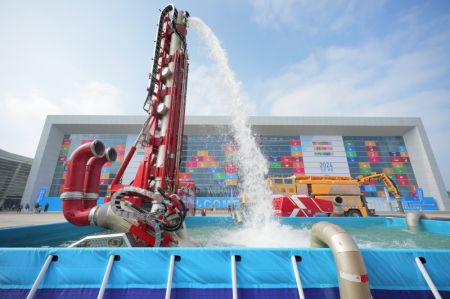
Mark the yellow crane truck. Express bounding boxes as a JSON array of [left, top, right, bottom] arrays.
[[268, 175, 374, 216], [356, 172, 404, 213], [268, 172, 405, 216]]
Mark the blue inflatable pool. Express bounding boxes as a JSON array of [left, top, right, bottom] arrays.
[[0, 217, 448, 298]]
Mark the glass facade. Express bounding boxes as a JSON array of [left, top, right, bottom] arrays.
[[49, 134, 419, 200], [0, 152, 32, 209], [181, 135, 238, 198], [343, 136, 417, 198]]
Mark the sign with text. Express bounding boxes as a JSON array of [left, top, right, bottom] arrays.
[[196, 197, 240, 209], [301, 136, 350, 176]]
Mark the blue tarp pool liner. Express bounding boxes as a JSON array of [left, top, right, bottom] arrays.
[[0, 222, 103, 247], [0, 216, 449, 298], [5, 215, 450, 247], [0, 247, 449, 298]]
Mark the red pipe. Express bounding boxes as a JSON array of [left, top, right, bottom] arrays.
[[63, 140, 105, 193], [111, 145, 136, 187], [63, 147, 118, 226], [61, 140, 105, 226], [62, 201, 95, 226], [84, 147, 117, 195]]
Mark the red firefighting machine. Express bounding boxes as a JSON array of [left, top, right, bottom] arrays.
[[60, 5, 194, 247]]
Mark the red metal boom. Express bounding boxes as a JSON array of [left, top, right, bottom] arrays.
[[60, 5, 191, 247]]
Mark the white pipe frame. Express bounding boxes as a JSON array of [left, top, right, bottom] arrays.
[[231, 255, 238, 299], [165, 255, 177, 299], [291, 256, 305, 299], [97, 255, 117, 299], [415, 257, 442, 299], [26, 255, 55, 299]]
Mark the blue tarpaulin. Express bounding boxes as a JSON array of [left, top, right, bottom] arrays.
[[0, 217, 449, 298], [0, 247, 449, 298]]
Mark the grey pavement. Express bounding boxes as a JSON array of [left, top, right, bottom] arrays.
[[1, 210, 448, 229], [0, 210, 230, 229], [0, 212, 66, 228]]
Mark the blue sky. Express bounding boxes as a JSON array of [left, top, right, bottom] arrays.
[[1, 0, 449, 187]]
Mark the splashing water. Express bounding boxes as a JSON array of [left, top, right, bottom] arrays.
[[187, 17, 313, 249], [179, 222, 311, 248], [189, 17, 274, 226]]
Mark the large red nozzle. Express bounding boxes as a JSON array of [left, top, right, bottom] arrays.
[[84, 147, 117, 196], [61, 140, 105, 226], [63, 140, 105, 194]]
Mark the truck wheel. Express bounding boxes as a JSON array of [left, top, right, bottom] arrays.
[[347, 210, 362, 217]]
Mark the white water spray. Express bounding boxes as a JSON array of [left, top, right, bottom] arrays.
[[188, 17, 312, 247], [189, 17, 274, 225]]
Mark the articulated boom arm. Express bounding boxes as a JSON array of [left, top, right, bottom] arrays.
[[60, 5, 191, 247], [357, 172, 404, 213], [111, 4, 189, 196]]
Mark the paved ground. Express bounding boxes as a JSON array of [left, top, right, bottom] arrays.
[[0, 212, 66, 228], [0, 210, 232, 229], [1, 210, 448, 229]]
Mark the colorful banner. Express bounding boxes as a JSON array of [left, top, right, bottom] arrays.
[[49, 134, 421, 203]]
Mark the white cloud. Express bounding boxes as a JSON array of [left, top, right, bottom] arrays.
[[250, 0, 385, 33], [0, 80, 125, 158], [264, 36, 450, 116], [61, 80, 125, 115], [257, 17, 450, 187]]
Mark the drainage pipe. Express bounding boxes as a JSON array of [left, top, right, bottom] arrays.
[[310, 221, 371, 299], [406, 212, 425, 231]]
